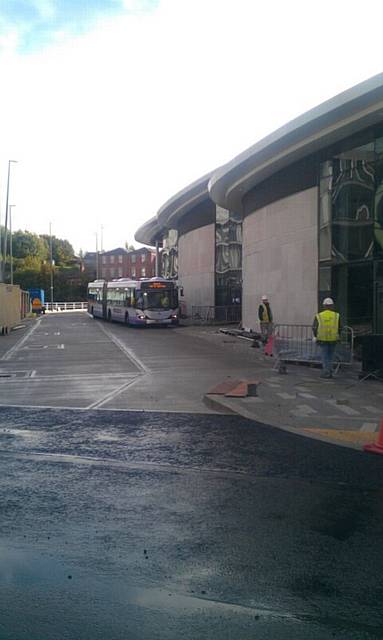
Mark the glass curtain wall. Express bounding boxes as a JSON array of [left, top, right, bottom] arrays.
[[319, 135, 383, 332], [161, 229, 178, 280], [215, 206, 242, 311]]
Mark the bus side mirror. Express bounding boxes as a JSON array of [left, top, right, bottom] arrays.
[[179, 287, 184, 297]]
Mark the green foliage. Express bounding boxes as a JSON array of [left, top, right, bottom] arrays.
[[40, 235, 75, 265], [2, 229, 85, 301], [12, 230, 49, 260], [125, 242, 135, 251]]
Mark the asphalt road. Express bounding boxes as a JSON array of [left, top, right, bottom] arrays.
[[0, 314, 383, 639]]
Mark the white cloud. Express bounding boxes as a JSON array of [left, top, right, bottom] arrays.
[[0, 0, 382, 253]]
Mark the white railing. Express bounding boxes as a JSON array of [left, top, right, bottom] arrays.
[[45, 302, 88, 312]]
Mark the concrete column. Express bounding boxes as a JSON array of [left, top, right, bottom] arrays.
[[155, 241, 160, 277]]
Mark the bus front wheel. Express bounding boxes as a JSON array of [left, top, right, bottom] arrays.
[[125, 312, 130, 326], [107, 310, 112, 322]]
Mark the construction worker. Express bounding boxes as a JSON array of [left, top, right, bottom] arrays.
[[312, 297, 341, 379], [258, 295, 273, 341]]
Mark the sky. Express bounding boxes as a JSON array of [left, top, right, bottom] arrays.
[[0, 0, 382, 255]]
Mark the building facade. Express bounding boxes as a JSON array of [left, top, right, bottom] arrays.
[[100, 247, 157, 281], [135, 73, 383, 332]]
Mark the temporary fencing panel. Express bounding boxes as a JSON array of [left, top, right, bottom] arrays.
[[191, 306, 241, 324], [272, 324, 354, 373]]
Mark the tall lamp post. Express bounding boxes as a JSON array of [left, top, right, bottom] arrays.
[[1, 160, 17, 282], [9, 205, 15, 285], [49, 222, 54, 311], [95, 232, 99, 279]]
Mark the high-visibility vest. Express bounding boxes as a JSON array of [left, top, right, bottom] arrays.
[[316, 310, 340, 342], [260, 303, 271, 322]]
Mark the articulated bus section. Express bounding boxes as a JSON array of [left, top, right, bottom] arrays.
[[87, 277, 179, 326]]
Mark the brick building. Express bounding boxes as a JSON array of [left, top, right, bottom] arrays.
[[100, 247, 156, 280]]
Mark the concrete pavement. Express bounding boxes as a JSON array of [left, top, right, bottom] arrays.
[[1, 313, 383, 451], [202, 329, 383, 451]]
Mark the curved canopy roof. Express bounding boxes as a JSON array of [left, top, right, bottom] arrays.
[[209, 73, 383, 211], [135, 171, 213, 246]]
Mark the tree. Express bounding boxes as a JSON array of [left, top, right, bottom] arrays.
[[125, 242, 135, 251], [12, 230, 49, 261], [40, 235, 75, 265]]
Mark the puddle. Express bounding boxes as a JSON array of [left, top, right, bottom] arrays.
[[0, 545, 72, 586], [0, 428, 43, 442], [94, 431, 121, 442], [0, 544, 296, 622]]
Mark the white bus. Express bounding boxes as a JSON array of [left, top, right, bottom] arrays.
[[87, 277, 179, 326], [87, 279, 107, 319]]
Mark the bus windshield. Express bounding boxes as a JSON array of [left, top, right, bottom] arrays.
[[142, 289, 177, 310]]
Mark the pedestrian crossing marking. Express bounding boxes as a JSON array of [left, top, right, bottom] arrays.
[[277, 392, 296, 400], [362, 406, 381, 415], [291, 404, 318, 416], [360, 422, 378, 432], [326, 400, 360, 416]]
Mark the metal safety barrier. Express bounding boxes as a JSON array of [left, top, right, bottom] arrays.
[[191, 305, 241, 325], [45, 302, 88, 312], [272, 323, 354, 373]]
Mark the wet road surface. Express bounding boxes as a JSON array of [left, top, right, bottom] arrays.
[[1, 406, 383, 639], [1, 314, 383, 638]]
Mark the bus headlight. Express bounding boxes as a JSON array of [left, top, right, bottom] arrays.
[[138, 314, 146, 320], [171, 314, 178, 319]]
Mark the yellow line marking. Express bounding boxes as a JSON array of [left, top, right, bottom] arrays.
[[302, 428, 378, 444]]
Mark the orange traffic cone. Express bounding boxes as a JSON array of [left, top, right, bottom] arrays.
[[364, 419, 383, 455]]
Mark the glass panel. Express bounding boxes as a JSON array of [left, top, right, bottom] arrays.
[[319, 226, 331, 261], [320, 134, 383, 332], [161, 229, 178, 279], [215, 207, 242, 307], [331, 156, 374, 262], [319, 175, 332, 226], [319, 266, 331, 291], [375, 136, 383, 158]]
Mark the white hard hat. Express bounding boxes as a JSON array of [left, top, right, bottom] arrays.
[[261, 295, 268, 301], [323, 297, 334, 305]]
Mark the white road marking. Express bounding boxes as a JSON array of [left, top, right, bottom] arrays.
[[277, 392, 296, 400], [298, 392, 317, 399], [291, 404, 318, 416], [326, 399, 360, 415], [362, 406, 381, 415], [87, 375, 144, 409], [96, 322, 150, 374], [360, 422, 378, 432], [57, 344, 65, 349], [1, 319, 42, 361]]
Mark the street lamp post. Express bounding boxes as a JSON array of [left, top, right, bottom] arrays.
[[49, 222, 54, 310], [9, 205, 15, 285], [95, 232, 99, 279], [1, 160, 17, 282]]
